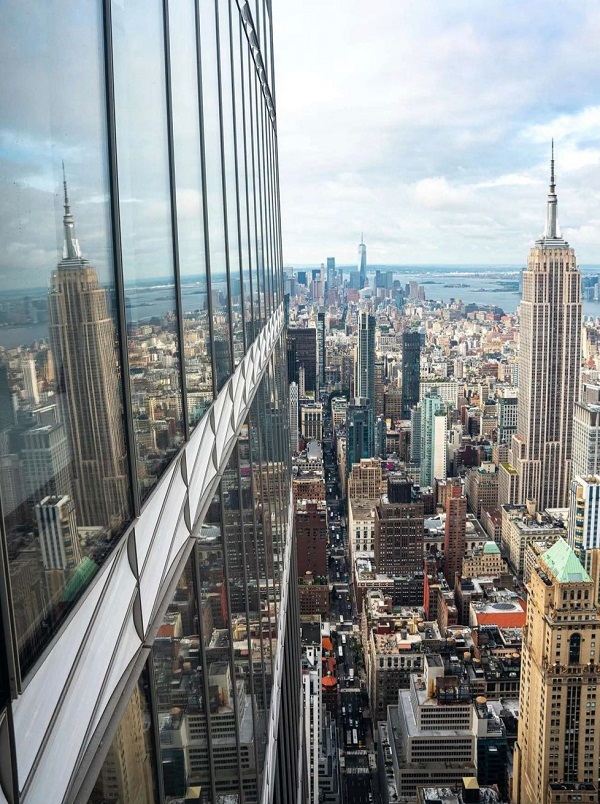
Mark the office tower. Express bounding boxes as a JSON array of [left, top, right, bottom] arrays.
[[35, 494, 81, 572], [420, 391, 446, 487], [497, 395, 518, 444], [401, 330, 421, 418], [347, 401, 374, 472], [301, 403, 323, 442], [514, 540, 600, 803], [297, 270, 308, 287], [358, 233, 367, 289], [0, 1, 300, 802], [505, 148, 582, 510], [569, 475, 600, 573], [374, 358, 385, 418], [386, 654, 477, 797], [316, 312, 325, 393], [356, 312, 375, 404], [48, 177, 129, 530], [20, 358, 39, 407], [374, 477, 424, 603], [326, 256, 336, 291], [464, 462, 499, 519], [21, 423, 72, 503], [410, 406, 422, 463], [374, 415, 386, 458], [572, 384, 600, 478], [290, 382, 299, 454], [296, 500, 328, 578], [443, 484, 467, 587], [288, 327, 318, 395]]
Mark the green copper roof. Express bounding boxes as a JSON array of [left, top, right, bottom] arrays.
[[483, 541, 501, 555], [542, 537, 590, 584]]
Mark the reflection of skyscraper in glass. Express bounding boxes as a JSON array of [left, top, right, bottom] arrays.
[[48, 173, 128, 530], [358, 233, 367, 289], [35, 494, 81, 571]]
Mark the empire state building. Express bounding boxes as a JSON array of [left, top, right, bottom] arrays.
[[504, 146, 582, 510], [48, 172, 129, 532]]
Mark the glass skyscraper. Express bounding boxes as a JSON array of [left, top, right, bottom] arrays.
[[0, 1, 300, 802]]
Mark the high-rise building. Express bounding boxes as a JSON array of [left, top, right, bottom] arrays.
[[572, 384, 600, 479], [288, 327, 318, 396], [35, 494, 81, 573], [420, 391, 446, 487], [568, 475, 600, 574], [513, 540, 600, 803], [374, 477, 424, 602], [0, 2, 300, 802], [358, 233, 367, 289], [356, 312, 376, 405], [443, 484, 467, 587], [504, 149, 582, 510], [401, 330, 421, 419], [301, 403, 323, 442], [347, 401, 374, 472], [290, 381, 299, 454], [497, 395, 518, 444], [316, 312, 326, 394]]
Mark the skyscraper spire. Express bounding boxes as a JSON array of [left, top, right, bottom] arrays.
[[61, 163, 82, 261], [544, 140, 560, 240]]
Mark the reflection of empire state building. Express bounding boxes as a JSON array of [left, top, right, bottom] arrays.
[[48, 171, 128, 530]]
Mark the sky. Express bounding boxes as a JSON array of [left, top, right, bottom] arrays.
[[273, 0, 600, 267]]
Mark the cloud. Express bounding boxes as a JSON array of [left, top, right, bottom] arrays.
[[273, 0, 600, 265]]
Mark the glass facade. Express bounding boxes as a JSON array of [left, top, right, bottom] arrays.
[[0, 1, 297, 802]]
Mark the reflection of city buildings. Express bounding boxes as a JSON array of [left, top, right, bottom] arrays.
[[0, 0, 298, 801], [48, 176, 129, 530]]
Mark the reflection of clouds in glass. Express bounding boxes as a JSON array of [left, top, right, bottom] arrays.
[[0, 1, 111, 289]]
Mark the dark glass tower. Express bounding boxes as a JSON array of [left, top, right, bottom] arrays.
[[401, 330, 421, 419], [0, 1, 299, 803]]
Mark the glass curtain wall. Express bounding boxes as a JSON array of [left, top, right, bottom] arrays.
[[0, 0, 132, 674], [0, 0, 288, 797]]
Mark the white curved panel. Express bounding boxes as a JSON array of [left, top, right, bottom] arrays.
[[89, 609, 141, 739], [164, 509, 193, 574], [140, 504, 188, 632], [134, 461, 177, 569], [24, 548, 137, 803], [13, 550, 117, 787]]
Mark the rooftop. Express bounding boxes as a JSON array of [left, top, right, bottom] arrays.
[[541, 537, 591, 584]]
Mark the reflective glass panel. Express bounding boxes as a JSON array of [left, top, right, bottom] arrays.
[[218, 0, 245, 368], [0, 0, 132, 673], [87, 668, 157, 802], [232, 16, 254, 348], [168, 0, 214, 427], [243, 39, 264, 335], [198, 0, 233, 391], [112, 0, 184, 503]]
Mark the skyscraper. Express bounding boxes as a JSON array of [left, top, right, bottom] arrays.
[[420, 391, 446, 487], [358, 233, 367, 289], [443, 484, 467, 588], [514, 540, 600, 802], [356, 312, 375, 404], [317, 311, 326, 394], [401, 330, 421, 419], [503, 147, 582, 510], [0, 1, 299, 802], [288, 327, 318, 396], [48, 175, 129, 531], [572, 384, 600, 479]]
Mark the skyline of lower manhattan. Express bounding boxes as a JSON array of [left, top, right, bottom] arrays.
[[1, 2, 600, 804]]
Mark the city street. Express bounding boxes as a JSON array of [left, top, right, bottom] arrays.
[[323, 397, 381, 804]]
